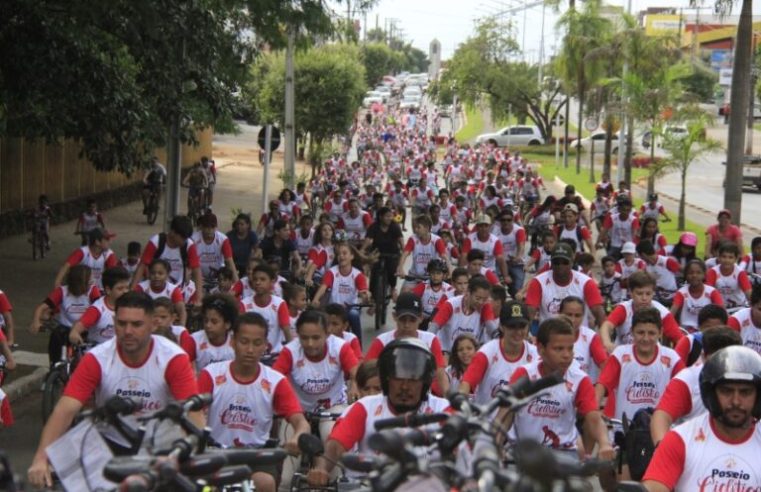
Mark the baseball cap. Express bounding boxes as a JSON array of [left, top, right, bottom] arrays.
[[621, 241, 636, 254], [717, 209, 732, 219], [679, 232, 698, 247], [500, 300, 530, 326], [394, 292, 423, 319], [551, 242, 575, 263], [563, 203, 579, 214], [475, 214, 493, 225]]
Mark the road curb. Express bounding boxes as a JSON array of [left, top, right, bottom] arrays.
[[549, 171, 761, 241], [4, 367, 46, 403], [647, 187, 761, 237]]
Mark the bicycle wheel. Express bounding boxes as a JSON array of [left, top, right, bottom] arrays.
[[146, 194, 159, 225], [32, 230, 38, 260], [41, 368, 67, 422], [38, 232, 46, 259], [374, 270, 386, 331]]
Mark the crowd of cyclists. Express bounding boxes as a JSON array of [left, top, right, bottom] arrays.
[[0, 92, 760, 491]]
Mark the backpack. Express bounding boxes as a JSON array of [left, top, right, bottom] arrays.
[[686, 332, 703, 367], [155, 233, 188, 284], [622, 407, 656, 481]]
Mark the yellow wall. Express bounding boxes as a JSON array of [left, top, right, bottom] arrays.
[[644, 14, 682, 37], [0, 128, 212, 213]]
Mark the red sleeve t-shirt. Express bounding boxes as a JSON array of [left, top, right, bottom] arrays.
[[64, 351, 198, 403], [641, 430, 686, 489], [655, 378, 693, 420]]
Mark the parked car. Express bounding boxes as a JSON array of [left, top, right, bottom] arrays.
[[569, 131, 623, 154], [374, 86, 392, 100], [475, 125, 545, 147], [641, 125, 689, 149]]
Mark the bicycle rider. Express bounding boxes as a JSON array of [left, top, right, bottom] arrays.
[[141, 156, 166, 214], [182, 161, 209, 212], [642, 346, 761, 490], [28, 292, 202, 489], [306, 338, 450, 487]]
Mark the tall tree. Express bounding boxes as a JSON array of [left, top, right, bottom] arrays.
[[714, 0, 753, 223], [441, 17, 565, 141], [654, 107, 722, 230], [0, 0, 337, 175], [253, 44, 366, 175], [556, 0, 612, 174]]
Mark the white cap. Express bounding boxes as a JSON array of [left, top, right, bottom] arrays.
[[621, 242, 636, 254]]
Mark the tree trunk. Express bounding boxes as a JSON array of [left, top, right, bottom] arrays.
[[564, 95, 570, 168], [725, 0, 753, 224], [624, 114, 634, 188], [603, 113, 613, 178], [679, 167, 687, 231], [649, 131, 656, 193], [589, 138, 596, 183], [576, 80, 585, 175]]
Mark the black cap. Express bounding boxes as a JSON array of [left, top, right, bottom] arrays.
[[394, 292, 423, 318], [500, 301, 530, 326], [551, 242, 575, 262]]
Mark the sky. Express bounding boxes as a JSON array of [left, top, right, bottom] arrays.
[[360, 0, 759, 62]]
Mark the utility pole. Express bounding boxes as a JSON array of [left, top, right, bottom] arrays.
[[284, 27, 296, 188], [616, 0, 633, 187], [537, 3, 546, 86], [165, 37, 186, 228]]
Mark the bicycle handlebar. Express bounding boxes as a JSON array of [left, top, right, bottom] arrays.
[[373, 412, 449, 431]]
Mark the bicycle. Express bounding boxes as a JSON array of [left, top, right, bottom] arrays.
[[184, 185, 207, 226], [144, 184, 163, 225], [370, 253, 399, 331], [28, 210, 49, 260], [290, 411, 362, 492], [42, 329, 95, 422], [81, 394, 288, 492]]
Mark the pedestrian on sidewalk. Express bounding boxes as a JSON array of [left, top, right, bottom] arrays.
[[704, 209, 743, 259]]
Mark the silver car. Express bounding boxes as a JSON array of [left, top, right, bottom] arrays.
[[476, 125, 545, 147]]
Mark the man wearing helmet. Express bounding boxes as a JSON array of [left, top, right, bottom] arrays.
[[643, 346, 761, 491], [306, 337, 450, 486]]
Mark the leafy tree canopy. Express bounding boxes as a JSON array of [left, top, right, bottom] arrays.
[[0, 0, 336, 175], [252, 43, 366, 145]]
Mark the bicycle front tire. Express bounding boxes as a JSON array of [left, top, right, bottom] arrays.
[[41, 368, 67, 423]]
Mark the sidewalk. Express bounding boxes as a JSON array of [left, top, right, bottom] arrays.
[[0, 127, 310, 400]]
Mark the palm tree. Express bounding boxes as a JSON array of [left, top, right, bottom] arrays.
[[654, 108, 722, 230], [713, 0, 753, 224], [556, 0, 612, 174]]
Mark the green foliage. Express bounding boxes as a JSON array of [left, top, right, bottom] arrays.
[[361, 43, 405, 86], [253, 43, 366, 145], [0, 0, 336, 175], [455, 105, 485, 143], [654, 107, 722, 230], [681, 61, 719, 102], [441, 17, 565, 140]]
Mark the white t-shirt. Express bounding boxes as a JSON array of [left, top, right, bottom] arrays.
[[200, 361, 301, 447], [275, 335, 357, 412], [190, 330, 234, 371]]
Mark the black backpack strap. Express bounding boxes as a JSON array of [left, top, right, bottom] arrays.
[[686, 333, 703, 367], [155, 232, 167, 258], [154, 232, 188, 284]]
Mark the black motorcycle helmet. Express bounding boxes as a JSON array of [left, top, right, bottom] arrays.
[[378, 338, 436, 399], [699, 346, 761, 420]]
